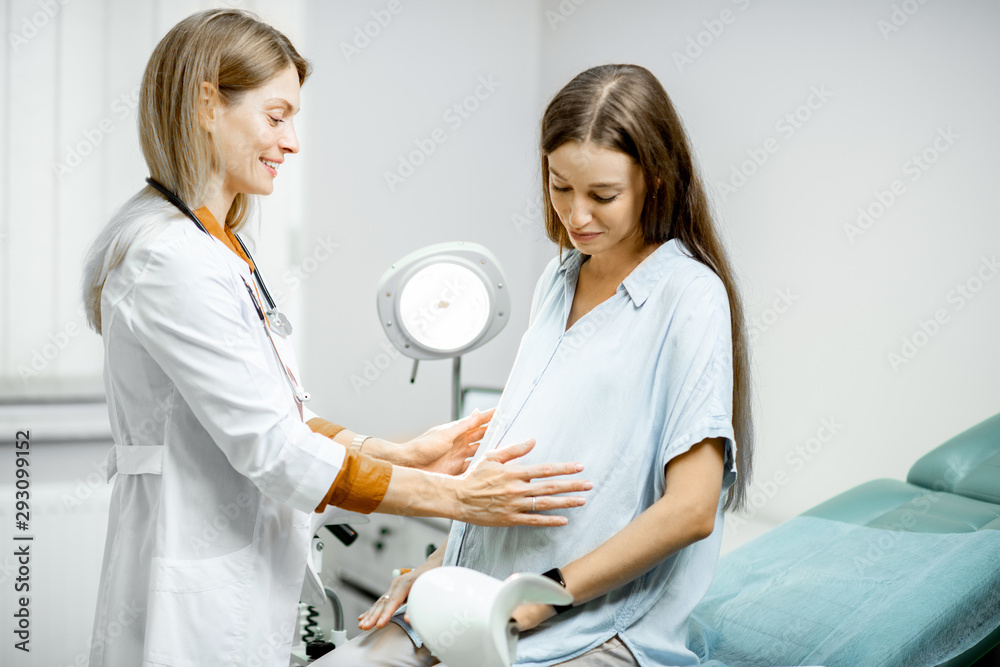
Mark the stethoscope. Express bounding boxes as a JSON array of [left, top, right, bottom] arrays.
[[145, 177, 310, 404]]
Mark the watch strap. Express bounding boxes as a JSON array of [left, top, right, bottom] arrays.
[[540, 567, 573, 614]]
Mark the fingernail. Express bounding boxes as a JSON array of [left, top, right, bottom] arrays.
[[584, 481, 593, 490], [575, 463, 584, 471]]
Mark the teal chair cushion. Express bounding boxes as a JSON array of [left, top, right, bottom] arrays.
[[804, 479, 1000, 533], [907, 411, 1000, 505], [690, 411, 1000, 666]]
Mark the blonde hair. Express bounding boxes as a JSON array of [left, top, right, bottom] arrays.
[[82, 8, 310, 334]]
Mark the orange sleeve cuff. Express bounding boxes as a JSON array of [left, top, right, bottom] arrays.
[[307, 416, 392, 514], [307, 417, 347, 440], [314, 448, 393, 514]]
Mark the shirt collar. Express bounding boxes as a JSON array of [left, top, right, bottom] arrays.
[[193, 206, 256, 272], [556, 239, 686, 307]]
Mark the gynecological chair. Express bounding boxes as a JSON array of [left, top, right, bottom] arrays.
[[689, 410, 1000, 667]]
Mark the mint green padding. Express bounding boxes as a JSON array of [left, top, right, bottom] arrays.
[[907, 411, 1000, 504], [689, 517, 1000, 667], [804, 479, 1000, 533], [804, 410, 1000, 534], [690, 411, 1000, 666]]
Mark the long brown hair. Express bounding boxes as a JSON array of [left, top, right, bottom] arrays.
[[540, 64, 754, 511], [83, 9, 310, 334]]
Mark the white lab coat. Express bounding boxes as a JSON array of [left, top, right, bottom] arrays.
[[89, 204, 358, 666]]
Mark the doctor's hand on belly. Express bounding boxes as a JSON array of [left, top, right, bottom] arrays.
[[376, 437, 591, 528]]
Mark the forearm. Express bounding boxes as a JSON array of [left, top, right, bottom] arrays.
[[306, 416, 410, 466], [561, 492, 715, 606], [514, 492, 715, 630], [329, 429, 412, 467], [374, 465, 462, 519], [418, 538, 448, 572]]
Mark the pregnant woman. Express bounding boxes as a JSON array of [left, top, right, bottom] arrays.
[[323, 63, 754, 667]]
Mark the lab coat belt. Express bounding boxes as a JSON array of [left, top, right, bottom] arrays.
[[104, 445, 164, 482]]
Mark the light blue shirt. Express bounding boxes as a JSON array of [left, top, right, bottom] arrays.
[[402, 239, 738, 666]]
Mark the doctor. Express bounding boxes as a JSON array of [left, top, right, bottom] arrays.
[[80, 9, 590, 667]]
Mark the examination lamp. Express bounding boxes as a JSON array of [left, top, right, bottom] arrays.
[[376, 242, 509, 419]]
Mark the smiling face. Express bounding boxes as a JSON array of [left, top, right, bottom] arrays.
[[214, 64, 301, 201], [547, 140, 647, 261]]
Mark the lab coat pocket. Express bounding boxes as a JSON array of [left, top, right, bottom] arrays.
[[145, 540, 257, 666]]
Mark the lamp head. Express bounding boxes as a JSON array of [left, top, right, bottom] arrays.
[[377, 242, 510, 360]]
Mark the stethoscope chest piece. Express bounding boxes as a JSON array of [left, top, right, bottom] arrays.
[[265, 308, 293, 337]]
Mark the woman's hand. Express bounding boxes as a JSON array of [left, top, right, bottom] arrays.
[[357, 568, 422, 631], [401, 408, 495, 475], [510, 603, 557, 633], [358, 542, 448, 631], [455, 439, 591, 527]]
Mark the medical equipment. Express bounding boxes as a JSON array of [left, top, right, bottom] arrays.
[[407, 566, 573, 667], [289, 507, 372, 664], [144, 177, 309, 403], [376, 242, 509, 419]]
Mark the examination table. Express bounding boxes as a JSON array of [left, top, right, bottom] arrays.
[[688, 411, 1000, 667]]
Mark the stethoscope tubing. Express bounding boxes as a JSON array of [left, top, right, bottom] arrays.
[[144, 177, 309, 403], [144, 177, 277, 312]]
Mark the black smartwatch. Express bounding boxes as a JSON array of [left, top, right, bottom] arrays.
[[540, 567, 573, 614]]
